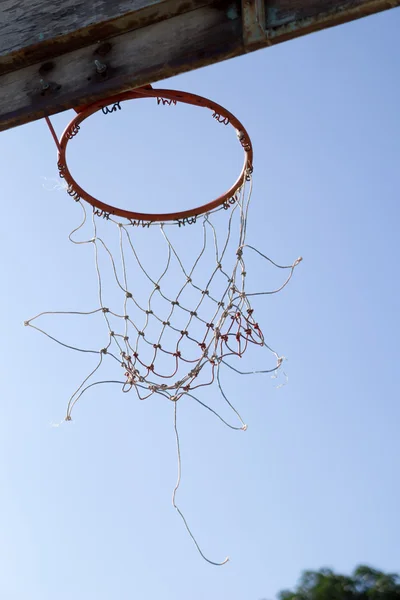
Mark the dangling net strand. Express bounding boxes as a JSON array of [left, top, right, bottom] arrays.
[[187, 389, 247, 431], [65, 339, 113, 420], [25, 308, 118, 357], [172, 400, 230, 566]]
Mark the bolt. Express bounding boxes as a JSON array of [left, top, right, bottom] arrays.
[[94, 59, 107, 74], [40, 78, 50, 91]]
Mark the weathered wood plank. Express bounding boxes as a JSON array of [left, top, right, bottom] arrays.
[[262, 0, 399, 55], [0, 0, 213, 74], [265, 0, 399, 34], [266, 0, 379, 26]]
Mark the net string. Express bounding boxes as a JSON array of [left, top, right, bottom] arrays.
[[93, 181, 273, 400], [27, 175, 301, 417], [84, 202, 243, 391], [172, 400, 229, 566], [26, 174, 301, 564]]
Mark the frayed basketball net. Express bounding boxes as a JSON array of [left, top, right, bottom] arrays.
[[28, 89, 302, 565]]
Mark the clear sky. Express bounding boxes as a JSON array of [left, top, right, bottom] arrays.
[[0, 8, 399, 600]]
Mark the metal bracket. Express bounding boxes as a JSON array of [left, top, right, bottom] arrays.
[[242, 0, 268, 47]]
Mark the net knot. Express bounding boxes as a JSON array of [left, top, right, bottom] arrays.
[[294, 256, 303, 266], [102, 307, 109, 313], [149, 383, 168, 392], [190, 311, 197, 317], [171, 300, 180, 306], [241, 271, 247, 277], [187, 277, 192, 283], [201, 290, 209, 296], [174, 351, 182, 358], [109, 331, 115, 337], [206, 322, 214, 329], [153, 343, 161, 349], [162, 320, 170, 326], [126, 292, 132, 298], [124, 336, 129, 341], [124, 315, 129, 320], [146, 309, 153, 315], [155, 284, 160, 290], [24, 320, 30, 326], [247, 308, 254, 315], [217, 263, 222, 269], [65, 415, 72, 421], [180, 330, 188, 337], [125, 371, 136, 385], [236, 247, 243, 258], [218, 301, 225, 307], [100, 347, 108, 354], [138, 331, 145, 337], [188, 367, 200, 378]]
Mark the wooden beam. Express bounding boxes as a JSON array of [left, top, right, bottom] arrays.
[[0, 0, 212, 75], [0, 0, 398, 131]]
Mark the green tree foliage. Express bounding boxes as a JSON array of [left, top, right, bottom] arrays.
[[278, 566, 400, 600]]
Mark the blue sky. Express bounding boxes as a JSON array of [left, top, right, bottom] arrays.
[[0, 9, 399, 600]]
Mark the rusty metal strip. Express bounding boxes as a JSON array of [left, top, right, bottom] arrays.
[[242, 0, 268, 47]]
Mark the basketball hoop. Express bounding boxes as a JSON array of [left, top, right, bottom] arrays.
[[34, 85, 302, 565], [45, 86, 253, 224]]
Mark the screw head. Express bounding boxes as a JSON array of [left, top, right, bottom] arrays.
[[40, 78, 50, 90], [94, 59, 107, 74]]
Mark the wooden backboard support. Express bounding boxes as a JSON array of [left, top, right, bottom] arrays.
[[0, 0, 398, 131]]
